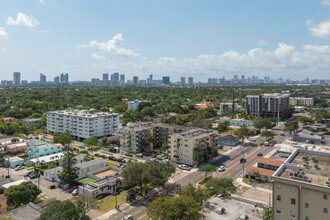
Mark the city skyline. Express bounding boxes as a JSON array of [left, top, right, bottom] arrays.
[[1, 0, 330, 81]]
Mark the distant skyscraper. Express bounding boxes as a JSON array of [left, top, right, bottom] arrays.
[[150, 74, 153, 81], [13, 72, 21, 85], [40, 73, 46, 84], [162, 76, 170, 85], [120, 74, 125, 85], [111, 72, 119, 84], [133, 76, 139, 85], [60, 73, 69, 83], [103, 73, 109, 81], [180, 77, 186, 85], [54, 76, 60, 84], [188, 77, 193, 85]]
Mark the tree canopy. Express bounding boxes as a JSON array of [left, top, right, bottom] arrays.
[[40, 200, 80, 220], [5, 181, 41, 208], [234, 127, 254, 140], [205, 177, 236, 196]]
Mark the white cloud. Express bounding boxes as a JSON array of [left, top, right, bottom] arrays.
[[321, 0, 330, 5], [0, 27, 8, 39], [307, 20, 330, 39], [7, 13, 39, 27], [80, 33, 139, 57], [91, 53, 106, 60]]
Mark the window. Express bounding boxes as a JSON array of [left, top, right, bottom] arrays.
[[305, 203, 309, 208], [324, 194, 328, 200], [276, 183, 281, 189], [291, 186, 296, 193], [291, 198, 296, 205], [324, 208, 328, 214], [290, 211, 296, 218], [305, 190, 309, 196], [305, 217, 309, 220], [277, 195, 281, 201], [276, 207, 281, 214]]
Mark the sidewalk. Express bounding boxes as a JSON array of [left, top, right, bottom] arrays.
[[94, 203, 131, 220]]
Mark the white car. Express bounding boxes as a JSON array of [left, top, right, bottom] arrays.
[[218, 165, 226, 172], [178, 164, 191, 171], [123, 215, 133, 220], [249, 137, 256, 142], [15, 166, 24, 171], [163, 159, 169, 163], [72, 189, 79, 196]]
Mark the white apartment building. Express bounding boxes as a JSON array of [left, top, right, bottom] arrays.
[[47, 110, 119, 139], [245, 93, 290, 121], [169, 128, 218, 166], [128, 100, 143, 110]]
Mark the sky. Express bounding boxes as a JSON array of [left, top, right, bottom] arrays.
[[1, 0, 330, 82]]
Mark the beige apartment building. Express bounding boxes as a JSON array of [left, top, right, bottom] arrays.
[[289, 97, 314, 107], [272, 148, 330, 220], [120, 122, 189, 153], [169, 129, 218, 166]]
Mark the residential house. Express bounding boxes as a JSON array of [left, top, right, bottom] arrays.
[[5, 156, 24, 168], [79, 176, 123, 196]]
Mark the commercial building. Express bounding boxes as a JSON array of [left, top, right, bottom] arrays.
[[13, 72, 21, 85], [228, 119, 253, 127], [128, 100, 143, 110], [289, 97, 314, 107], [169, 128, 218, 166], [47, 109, 119, 139], [292, 130, 323, 144], [245, 93, 290, 121], [120, 123, 190, 153], [272, 149, 330, 220], [26, 140, 62, 159], [218, 103, 238, 114], [5, 156, 24, 168], [22, 118, 42, 127], [218, 135, 239, 146]]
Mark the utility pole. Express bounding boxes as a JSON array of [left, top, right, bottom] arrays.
[[115, 178, 118, 210], [242, 151, 245, 179]]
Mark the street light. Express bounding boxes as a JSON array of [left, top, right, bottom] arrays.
[[4, 155, 10, 178]]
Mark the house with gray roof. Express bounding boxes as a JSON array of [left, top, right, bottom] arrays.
[[292, 129, 323, 144]]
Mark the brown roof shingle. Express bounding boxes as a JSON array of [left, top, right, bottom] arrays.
[[246, 166, 275, 177], [258, 157, 284, 167]]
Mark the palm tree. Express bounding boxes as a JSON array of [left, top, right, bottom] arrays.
[[143, 135, 157, 152], [253, 170, 261, 181]]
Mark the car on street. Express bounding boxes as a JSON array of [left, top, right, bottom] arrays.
[[136, 153, 143, 157], [72, 189, 79, 196], [157, 155, 165, 160], [178, 164, 191, 171], [163, 159, 169, 163], [125, 153, 133, 157], [264, 142, 270, 146], [218, 165, 226, 172], [29, 172, 40, 179], [142, 152, 149, 156], [257, 153, 263, 157], [249, 137, 256, 142], [280, 132, 285, 136], [15, 166, 24, 171], [123, 215, 133, 220], [24, 171, 33, 177]]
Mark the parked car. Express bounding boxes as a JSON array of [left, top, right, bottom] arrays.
[[264, 142, 270, 146], [94, 153, 100, 157], [123, 215, 133, 220], [162, 159, 169, 163], [72, 189, 79, 196], [280, 132, 285, 136], [249, 137, 256, 142], [15, 166, 24, 171], [157, 155, 164, 160], [142, 152, 149, 156], [218, 165, 226, 172], [217, 145, 223, 149], [108, 155, 117, 161], [29, 172, 40, 179], [101, 155, 107, 159], [117, 158, 126, 163], [125, 153, 133, 157], [136, 153, 143, 157], [178, 164, 191, 171], [257, 153, 263, 157], [24, 171, 33, 177]]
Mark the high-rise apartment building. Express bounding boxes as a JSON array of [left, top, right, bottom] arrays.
[[40, 73, 46, 84], [180, 77, 186, 85], [54, 76, 60, 84], [120, 74, 125, 85], [245, 93, 290, 121], [47, 110, 119, 139], [111, 72, 119, 85], [60, 73, 69, 84], [188, 77, 193, 85], [272, 148, 330, 220], [13, 72, 21, 85], [162, 76, 170, 85], [133, 76, 139, 85], [103, 73, 109, 81], [169, 129, 218, 166]]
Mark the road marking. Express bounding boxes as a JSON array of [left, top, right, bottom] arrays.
[[221, 145, 263, 175], [137, 213, 147, 220], [240, 187, 244, 193]]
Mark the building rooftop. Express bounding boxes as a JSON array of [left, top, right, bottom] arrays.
[[170, 128, 217, 139], [273, 149, 330, 187], [48, 109, 118, 118], [7, 156, 24, 162], [44, 167, 62, 175], [293, 130, 322, 141], [75, 158, 105, 170], [22, 118, 42, 122], [2, 179, 26, 189], [290, 97, 313, 100], [2, 202, 42, 220], [258, 157, 284, 167], [30, 152, 63, 163], [246, 166, 275, 177]]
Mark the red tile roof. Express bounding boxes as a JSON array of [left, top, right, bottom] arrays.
[[258, 157, 284, 167], [246, 166, 275, 177]]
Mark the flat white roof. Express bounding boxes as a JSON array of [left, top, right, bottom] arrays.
[[2, 179, 26, 189], [30, 152, 64, 163]]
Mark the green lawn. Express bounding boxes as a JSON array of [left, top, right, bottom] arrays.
[[98, 190, 128, 212], [106, 161, 119, 167], [78, 177, 96, 184]]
